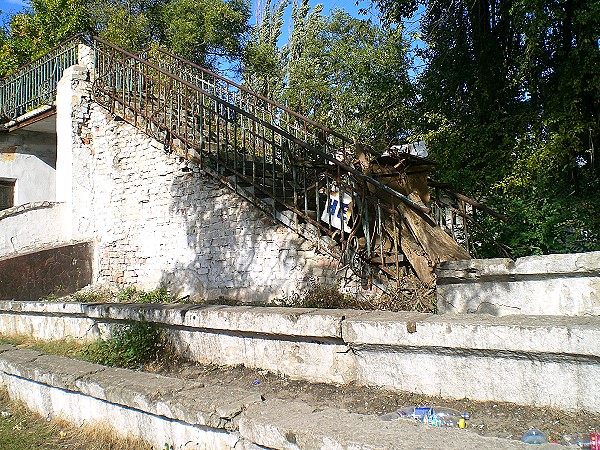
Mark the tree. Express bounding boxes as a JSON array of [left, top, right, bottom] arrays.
[[242, 0, 288, 99], [0, 0, 250, 76], [158, 0, 250, 69], [369, 0, 600, 256], [0, 0, 92, 76], [244, 0, 415, 150]]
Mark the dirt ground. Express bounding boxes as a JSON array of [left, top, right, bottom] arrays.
[[154, 360, 599, 445]]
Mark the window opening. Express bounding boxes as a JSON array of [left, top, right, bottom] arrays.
[[0, 180, 15, 211]]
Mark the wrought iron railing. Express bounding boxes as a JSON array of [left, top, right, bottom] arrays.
[[0, 36, 81, 121], [91, 37, 435, 285]]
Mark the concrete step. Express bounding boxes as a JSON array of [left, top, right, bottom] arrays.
[[0, 345, 558, 450]]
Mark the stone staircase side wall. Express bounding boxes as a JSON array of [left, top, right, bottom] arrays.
[[55, 65, 358, 302]]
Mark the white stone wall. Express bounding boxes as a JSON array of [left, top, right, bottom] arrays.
[[436, 252, 600, 316], [56, 66, 343, 301]]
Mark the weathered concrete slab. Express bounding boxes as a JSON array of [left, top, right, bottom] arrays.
[[0, 300, 85, 315], [182, 305, 363, 338], [342, 311, 600, 356], [239, 399, 553, 450], [0, 352, 103, 390], [0, 348, 43, 374], [84, 302, 196, 326], [3, 372, 243, 450], [0, 347, 564, 449], [343, 311, 600, 412], [75, 366, 262, 428], [436, 251, 600, 316], [0, 312, 97, 341], [1, 301, 599, 413], [170, 328, 356, 384]]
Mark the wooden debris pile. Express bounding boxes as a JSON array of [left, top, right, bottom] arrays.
[[356, 150, 471, 288]]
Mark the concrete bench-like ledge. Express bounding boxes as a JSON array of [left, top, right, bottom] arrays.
[[436, 251, 600, 316], [0, 345, 554, 449], [0, 301, 598, 413]]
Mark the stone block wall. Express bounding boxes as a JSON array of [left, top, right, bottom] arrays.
[[56, 65, 349, 301]]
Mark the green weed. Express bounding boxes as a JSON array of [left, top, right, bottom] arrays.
[[116, 286, 175, 303], [83, 321, 165, 369]]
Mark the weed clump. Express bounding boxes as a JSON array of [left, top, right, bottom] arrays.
[[116, 286, 175, 303], [274, 281, 358, 309], [83, 321, 164, 369]]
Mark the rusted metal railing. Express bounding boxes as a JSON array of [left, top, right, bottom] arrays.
[[92, 37, 430, 284], [0, 36, 81, 121]]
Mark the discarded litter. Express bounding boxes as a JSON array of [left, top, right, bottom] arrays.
[[521, 428, 548, 444], [0, 410, 12, 417], [563, 433, 600, 449], [252, 380, 260, 386], [380, 406, 468, 428]]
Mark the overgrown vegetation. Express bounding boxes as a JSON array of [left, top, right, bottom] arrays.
[[68, 285, 176, 304], [274, 277, 435, 312], [82, 320, 166, 369]]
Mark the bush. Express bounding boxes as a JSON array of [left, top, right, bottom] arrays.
[[83, 321, 164, 369]]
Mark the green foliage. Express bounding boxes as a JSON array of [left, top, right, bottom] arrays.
[[70, 287, 113, 303], [0, 0, 249, 75], [83, 320, 164, 368], [158, 0, 250, 69], [376, 0, 600, 257], [246, 1, 415, 150], [242, 0, 288, 98], [116, 286, 176, 303], [0, 0, 92, 76]]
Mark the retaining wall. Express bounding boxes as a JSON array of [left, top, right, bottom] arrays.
[[436, 251, 600, 316], [0, 202, 70, 258], [52, 63, 361, 302], [0, 301, 597, 414], [0, 345, 545, 450], [0, 243, 93, 300]]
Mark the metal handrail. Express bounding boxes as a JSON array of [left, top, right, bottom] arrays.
[[92, 36, 427, 282], [134, 43, 428, 215], [0, 35, 83, 120], [146, 46, 353, 144]]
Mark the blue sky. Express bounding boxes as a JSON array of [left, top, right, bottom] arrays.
[[0, 0, 26, 17]]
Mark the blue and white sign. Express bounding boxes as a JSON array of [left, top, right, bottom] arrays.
[[321, 191, 353, 232]]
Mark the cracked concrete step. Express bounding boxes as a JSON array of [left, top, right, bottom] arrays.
[[0, 345, 561, 449], [0, 346, 262, 430], [239, 399, 558, 450]]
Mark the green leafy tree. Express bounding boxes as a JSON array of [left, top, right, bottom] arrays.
[[0, 0, 92, 76], [370, 0, 600, 256], [242, 0, 288, 99], [245, 0, 415, 149], [158, 0, 250, 69]]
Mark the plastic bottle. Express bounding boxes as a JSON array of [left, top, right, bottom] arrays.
[[380, 406, 468, 428], [521, 428, 548, 444], [563, 433, 600, 449]]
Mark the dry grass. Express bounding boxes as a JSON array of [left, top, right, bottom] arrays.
[[0, 388, 152, 449]]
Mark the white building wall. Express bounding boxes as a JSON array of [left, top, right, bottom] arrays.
[[0, 130, 57, 205]]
